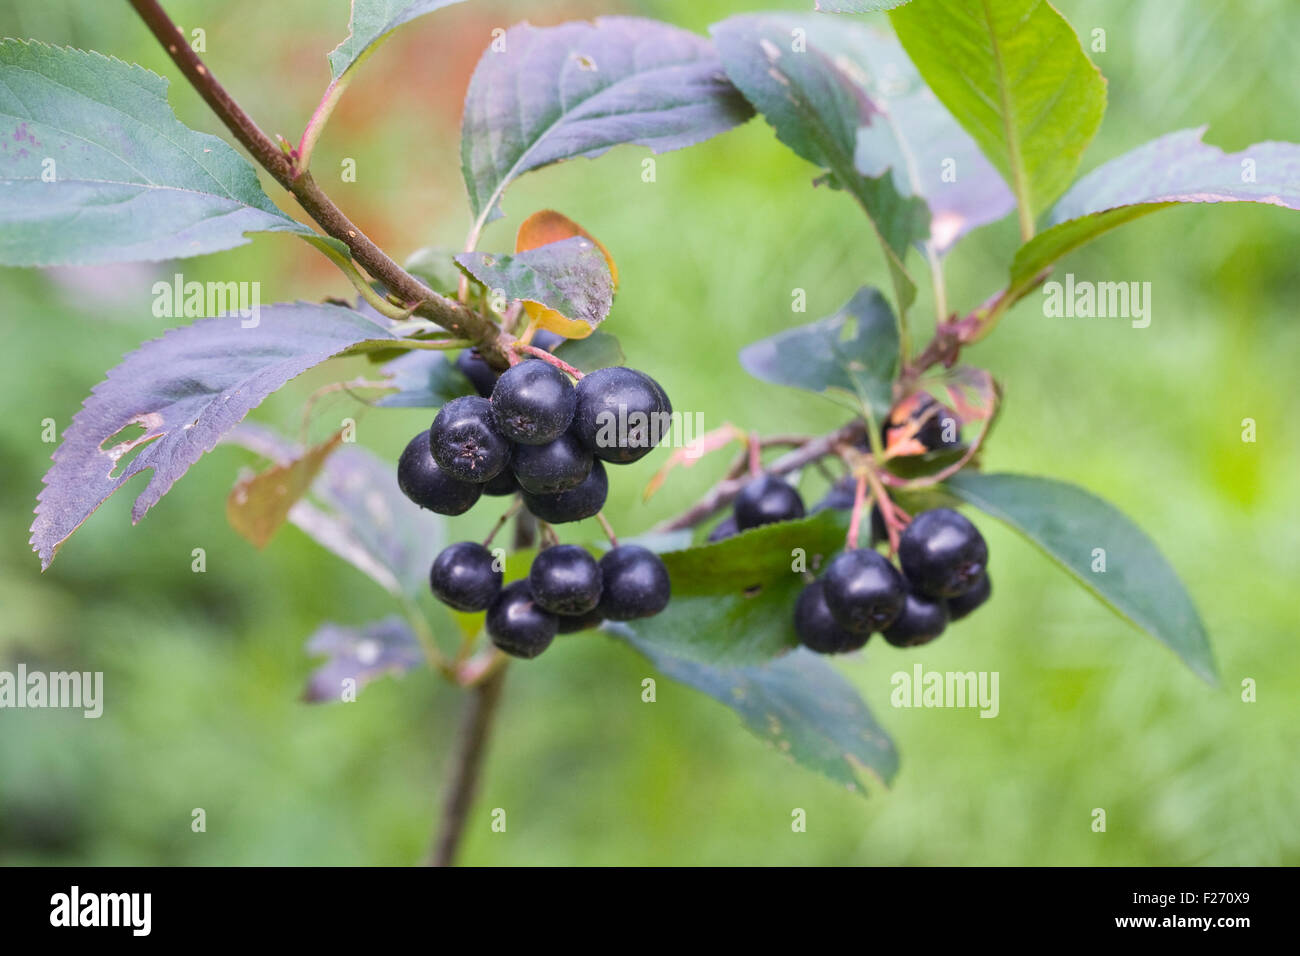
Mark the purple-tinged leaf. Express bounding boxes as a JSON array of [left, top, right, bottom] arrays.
[[373, 349, 475, 408], [30, 303, 397, 569], [0, 40, 330, 267], [303, 617, 423, 703], [711, 15, 928, 315], [455, 236, 614, 332], [847, 27, 1014, 253], [460, 17, 753, 228], [816, 0, 914, 11], [327, 0, 468, 83], [1011, 127, 1300, 291]]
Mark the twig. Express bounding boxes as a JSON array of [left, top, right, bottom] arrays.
[[595, 511, 619, 548]]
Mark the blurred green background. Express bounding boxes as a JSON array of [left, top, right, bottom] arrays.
[[1, 0, 1297, 865]]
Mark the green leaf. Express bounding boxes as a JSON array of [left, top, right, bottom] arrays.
[[889, 0, 1107, 235], [943, 472, 1216, 684], [373, 350, 475, 408], [738, 287, 899, 421], [622, 509, 850, 665], [0, 40, 321, 267], [456, 237, 614, 333], [816, 0, 915, 11], [1010, 127, 1300, 293], [711, 15, 927, 314], [553, 331, 625, 372], [616, 635, 898, 794], [403, 246, 465, 296], [327, 0, 467, 83]]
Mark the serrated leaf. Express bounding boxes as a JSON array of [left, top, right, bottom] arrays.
[[0, 40, 322, 267], [327, 0, 467, 83], [303, 616, 423, 703], [711, 14, 927, 314], [30, 303, 397, 569], [943, 471, 1216, 685], [889, 0, 1106, 233], [460, 17, 753, 227], [456, 237, 614, 333], [227, 429, 346, 548], [373, 349, 475, 408], [403, 246, 464, 295], [739, 286, 898, 421], [622, 509, 850, 665], [1010, 127, 1300, 292], [616, 634, 898, 794], [552, 330, 624, 372]]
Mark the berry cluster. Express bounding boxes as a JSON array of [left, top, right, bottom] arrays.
[[397, 348, 674, 658]]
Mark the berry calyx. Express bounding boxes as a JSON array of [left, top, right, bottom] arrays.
[[429, 541, 502, 612], [511, 430, 593, 495], [733, 474, 805, 531], [572, 366, 672, 464], [522, 459, 608, 523], [898, 508, 988, 598], [881, 589, 949, 647], [397, 430, 482, 515], [946, 573, 991, 621], [596, 545, 671, 620], [486, 581, 558, 659], [429, 395, 511, 483], [528, 544, 602, 616], [490, 360, 576, 445], [794, 579, 869, 654], [822, 548, 906, 634]]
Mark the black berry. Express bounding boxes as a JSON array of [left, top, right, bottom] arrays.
[[794, 579, 869, 654], [397, 430, 482, 515], [528, 544, 602, 616], [522, 459, 607, 523], [557, 607, 605, 634], [882, 393, 961, 454], [429, 541, 502, 612], [482, 467, 520, 496], [455, 348, 499, 398], [572, 366, 671, 464], [734, 474, 805, 531], [881, 589, 949, 647], [429, 396, 511, 483], [822, 548, 906, 634], [898, 508, 988, 598], [511, 430, 593, 495], [486, 581, 557, 659], [946, 573, 991, 621], [490, 361, 576, 445], [531, 329, 564, 352], [597, 545, 671, 620], [707, 515, 738, 542]]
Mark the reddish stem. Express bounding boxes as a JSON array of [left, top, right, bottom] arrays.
[[845, 471, 869, 550], [514, 343, 583, 379], [747, 432, 762, 477]]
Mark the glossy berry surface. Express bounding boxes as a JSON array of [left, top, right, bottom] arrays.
[[522, 459, 607, 523], [946, 573, 991, 621], [898, 508, 989, 598], [482, 467, 520, 496], [397, 430, 482, 515], [455, 348, 499, 398], [794, 579, 869, 654], [429, 542, 502, 612], [528, 545, 603, 616], [822, 548, 906, 634], [597, 545, 671, 620], [707, 515, 738, 542], [557, 607, 605, 634], [429, 396, 510, 483], [490, 361, 576, 445], [572, 366, 671, 464], [734, 474, 805, 531], [511, 430, 593, 494], [486, 581, 557, 659], [881, 589, 949, 647]]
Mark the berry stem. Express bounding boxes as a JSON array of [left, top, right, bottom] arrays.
[[864, 466, 906, 555], [482, 497, 524, 548], [747, 431, 762, 477], [513, 342, 583, 379], [845, 471, 870, 550], [595, 511, 620, 548]]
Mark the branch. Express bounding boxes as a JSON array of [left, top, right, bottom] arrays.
[[126, 0, 507, 364]]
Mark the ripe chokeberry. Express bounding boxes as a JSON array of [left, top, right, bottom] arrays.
[[429, 395, 511, 483], [794, 579, 869, 654], [822, 548, 906, 634], [898, 508, 988, 598], [511, 430, 593, 494], [482, 467, 520, 496], [881, 589, 949, 647], [528, 545, 603, 616], [397, 430, 482, 515], [490, 360, 576, 445], [455, 348, 499, 398], [597, 545, 671, 620], [522, 459, 607, 523], [429, 542, 502, 612], [486, 581, 557, 659], [572, 366, 671, 464], [734, 474, 805, 531], [946, 573, 991, 621], [707, 514, 738, 542], [557, 607, 605, 634]]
